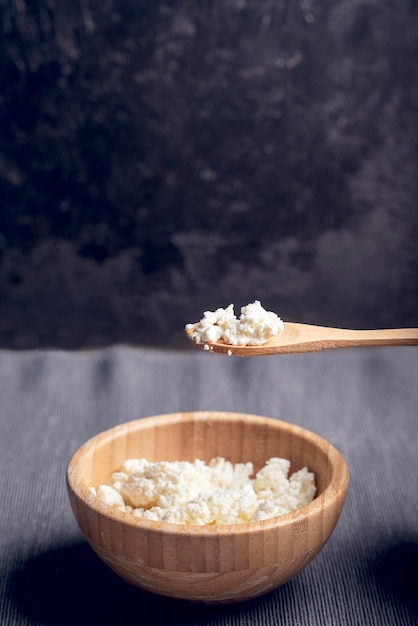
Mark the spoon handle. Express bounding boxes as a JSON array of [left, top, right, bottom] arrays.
[[245, 323, 418, 355], [317, 326, 418, 348], [318, 328, 418, 348]]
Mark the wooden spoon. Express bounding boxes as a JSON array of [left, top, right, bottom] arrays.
[[185, 322, 418, 356]]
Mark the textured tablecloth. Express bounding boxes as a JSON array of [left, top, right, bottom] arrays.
[[0, 346, 417, 625]]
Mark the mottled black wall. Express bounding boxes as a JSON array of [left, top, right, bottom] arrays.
[[1, 0, 417, 349]]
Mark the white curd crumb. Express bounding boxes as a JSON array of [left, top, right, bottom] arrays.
[[97, 484, 126, 510], [95, 456, 316, 526], [185, 300, 284, 347]]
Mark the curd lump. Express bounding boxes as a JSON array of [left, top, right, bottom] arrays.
[[93, 456, 316, 525], [185, 300, 284, 348]]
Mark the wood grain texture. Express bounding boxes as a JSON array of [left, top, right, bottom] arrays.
[[66, 412, 349, 603], [186, 322, 418, 356]]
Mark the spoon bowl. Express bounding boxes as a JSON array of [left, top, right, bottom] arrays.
[[186, 322, 418, 356]]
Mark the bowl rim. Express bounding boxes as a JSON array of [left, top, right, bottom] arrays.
[[67, 411, 349, 536]]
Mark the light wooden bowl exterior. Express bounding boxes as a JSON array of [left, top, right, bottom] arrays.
[[67, 412, 349, 604]]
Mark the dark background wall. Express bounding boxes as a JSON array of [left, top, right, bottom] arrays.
[[1, 0, 417, 349]]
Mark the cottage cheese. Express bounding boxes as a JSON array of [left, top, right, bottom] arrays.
[[93, 456, 316, 525], [185, 300, 284, 347]]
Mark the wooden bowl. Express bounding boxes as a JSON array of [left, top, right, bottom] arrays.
[[66, 411, 349, 604]]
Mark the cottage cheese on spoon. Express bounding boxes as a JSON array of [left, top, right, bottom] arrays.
[[186, 300, 284, 347]]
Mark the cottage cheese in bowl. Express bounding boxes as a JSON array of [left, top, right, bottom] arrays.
[[93, 456, 316, 526]]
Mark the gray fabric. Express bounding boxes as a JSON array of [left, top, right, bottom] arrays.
[[0, 346, 417, 625]]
